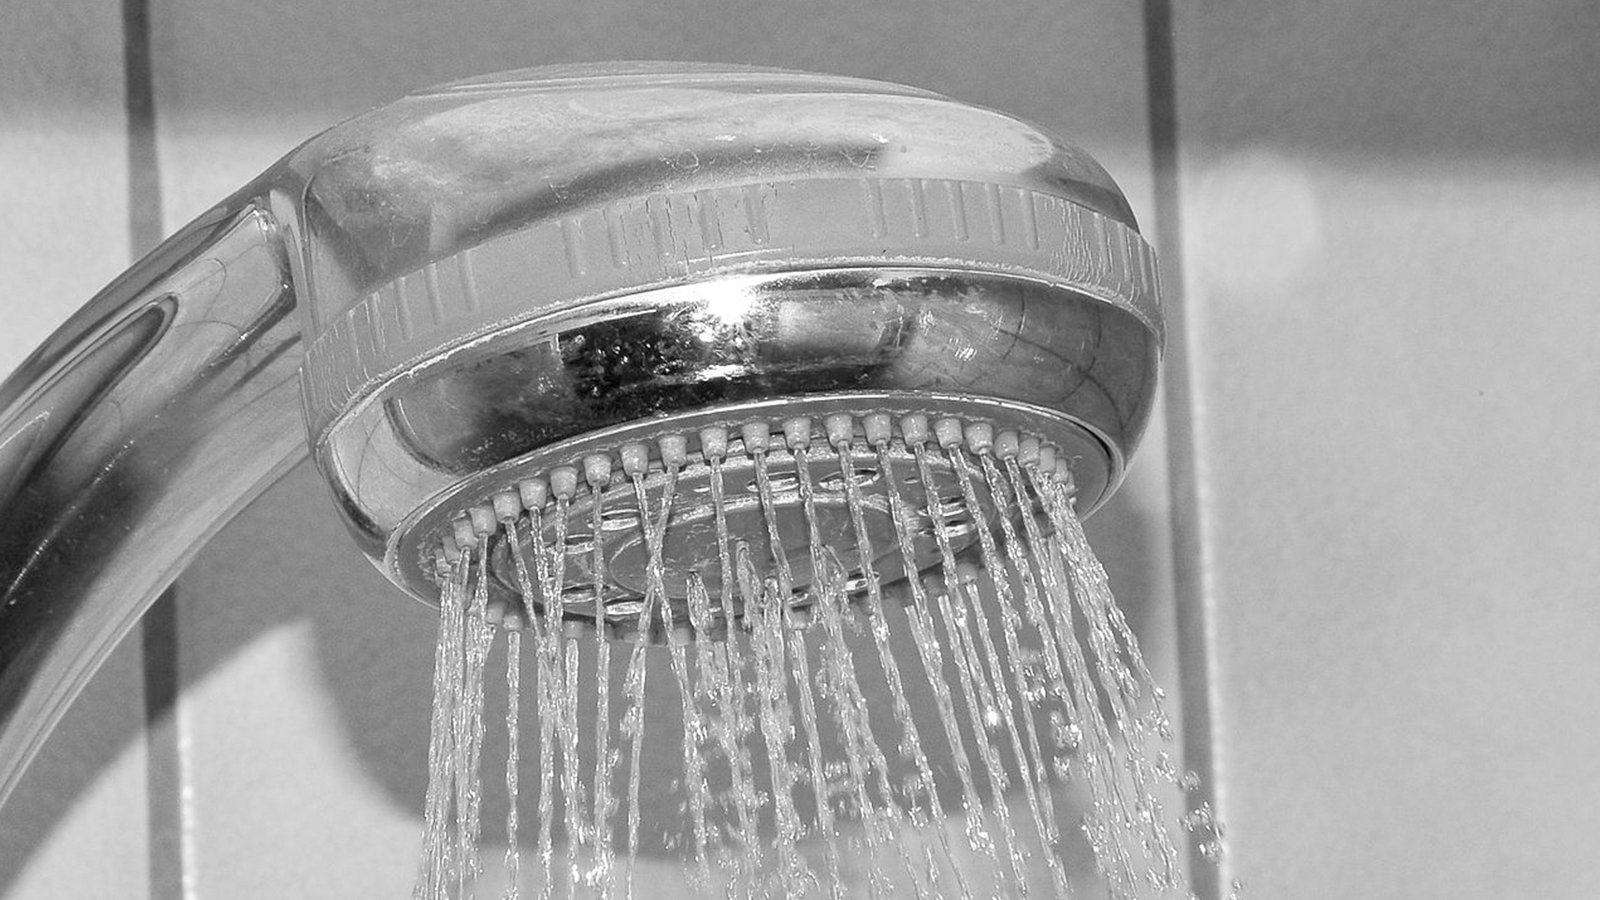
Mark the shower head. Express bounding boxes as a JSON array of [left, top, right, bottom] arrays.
[[0, 63, 1160, 803], [290, 64, 1161, 614]]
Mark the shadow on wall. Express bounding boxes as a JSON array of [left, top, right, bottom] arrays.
[[0, 633, 148, 893]]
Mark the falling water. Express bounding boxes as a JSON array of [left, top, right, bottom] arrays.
[[414, 548, 469, 900], [706, 451, 762, 894], [662, 579, 712, 891], [589, 492, 616, 898], [412, 419, 1224, 900], [754, 445, 846, 900]]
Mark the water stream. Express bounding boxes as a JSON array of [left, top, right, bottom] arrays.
[[412, 436, 1223, 899]]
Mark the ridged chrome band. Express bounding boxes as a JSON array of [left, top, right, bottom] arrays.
[[301, 178, 1161, 447]]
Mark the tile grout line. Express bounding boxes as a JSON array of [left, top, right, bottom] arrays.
[[123, 0, 186, 896], [139, 593, 185, 900], [1142, 1, 1229, 898], [123, 0, 163, 258]]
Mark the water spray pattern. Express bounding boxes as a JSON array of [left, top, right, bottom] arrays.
[[413, 414, 1220, 899]]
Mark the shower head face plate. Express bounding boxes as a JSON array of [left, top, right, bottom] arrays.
[[476, 435, 993, 636], [396, 391, 1109, 628]]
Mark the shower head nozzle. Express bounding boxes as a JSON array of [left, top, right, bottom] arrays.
[[281, 64, 1163, 607]]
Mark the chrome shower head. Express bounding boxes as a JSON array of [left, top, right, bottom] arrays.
[[288, 64, 1161, 613], [0, 63, 1159, 804]]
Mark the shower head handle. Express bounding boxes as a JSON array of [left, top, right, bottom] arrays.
[[0, 194, 304, 809]]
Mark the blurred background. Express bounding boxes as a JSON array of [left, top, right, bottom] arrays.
[[1, 0, 1597, 897]]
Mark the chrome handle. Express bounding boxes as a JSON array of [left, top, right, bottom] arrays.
[[0, 196, 305, 807]]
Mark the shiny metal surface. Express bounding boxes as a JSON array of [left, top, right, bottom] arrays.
[[332, 266, 1159, 597], [0, 62, 1161, 810], [0, 200, 305, 809]]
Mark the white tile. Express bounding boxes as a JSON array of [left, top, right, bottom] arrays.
[[1171, 2, 1600, 896]]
